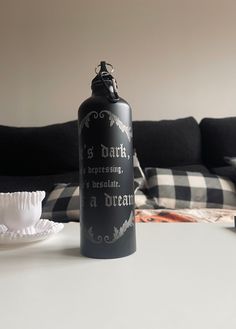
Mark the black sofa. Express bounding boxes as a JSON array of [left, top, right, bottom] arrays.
[[0, 116, 235, 194]]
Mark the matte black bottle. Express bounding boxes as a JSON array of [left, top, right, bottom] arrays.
[[78, 61, 136, 259]]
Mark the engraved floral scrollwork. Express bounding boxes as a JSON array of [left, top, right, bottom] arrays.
[[87, 211, 134, 244], [79, 111, 98, 134], [87, 227, 103, 244], [79, 110, 132, 142], [100, 110, 132, 142]]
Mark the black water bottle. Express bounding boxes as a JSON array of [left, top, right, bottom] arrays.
[[78, 61, 136, 259]]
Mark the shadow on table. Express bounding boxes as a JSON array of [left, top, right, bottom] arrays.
[[0, 242, 83, 257], [60, 247, 82, 258], [223, 217, 236, 234], [225, 227, 236, 234]]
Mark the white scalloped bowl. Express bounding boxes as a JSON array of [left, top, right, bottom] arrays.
[[0, 219, 64, 244], [0, 191, 46, 231]]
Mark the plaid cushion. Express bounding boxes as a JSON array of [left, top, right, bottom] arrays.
[[133, 152, 146, 191], [42, 153, 153, 222], [133, 153, 160, 209], [42, 183, 79, 222], [145, 168, 236, 209]]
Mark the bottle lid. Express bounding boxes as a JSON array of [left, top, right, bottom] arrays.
[[92, 61, 119, 102]]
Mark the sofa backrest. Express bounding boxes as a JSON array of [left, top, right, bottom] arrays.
[[0, 120, 79, 175], [0, 117, 204, 176], [200, 117, 236, 168], [133, 117, 202, 168]]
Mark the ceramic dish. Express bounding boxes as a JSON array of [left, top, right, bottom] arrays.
[[0, 191, 46, 231], [0, 219, 64, 244]]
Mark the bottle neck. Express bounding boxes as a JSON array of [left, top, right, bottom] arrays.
[[91, 80, 119, 102], [91, 84, 108, 97]]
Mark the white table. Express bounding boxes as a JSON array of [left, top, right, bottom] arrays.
[[1, 222, 236, 329]]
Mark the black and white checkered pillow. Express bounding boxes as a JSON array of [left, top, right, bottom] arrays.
[[42, 153, 153, 222], [133, 153, 160, 209], [133, 152, 146, 191], [145, 168, 236, 209], [42, 183, 79, 222]]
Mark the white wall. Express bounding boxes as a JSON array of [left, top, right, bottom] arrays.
[[1, 0, 236, 126]]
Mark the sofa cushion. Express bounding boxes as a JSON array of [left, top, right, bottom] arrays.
[[133, 117, 202, 168], [42, 183, 80, 222], [145, 168, 236, 209], [224, 157, 236, 167], [211, 166, 236, 185], [133, 152, 146, 192], [133, 152, 160, 209], [42, 154, 156, 222], [0, 120, 79, 175], [42, 182, 162, 222], [170, 164, 209, 173], [0, 171, 79, 196], [200, 117, 236, 168]]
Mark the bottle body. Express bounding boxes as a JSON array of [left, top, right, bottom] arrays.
[[78, 95, 136, 258]]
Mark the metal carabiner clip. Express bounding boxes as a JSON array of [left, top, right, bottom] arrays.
[[95, 62, 114, 75]]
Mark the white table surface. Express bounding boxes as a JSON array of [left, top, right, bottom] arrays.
[[1, 222, 236, 329]]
